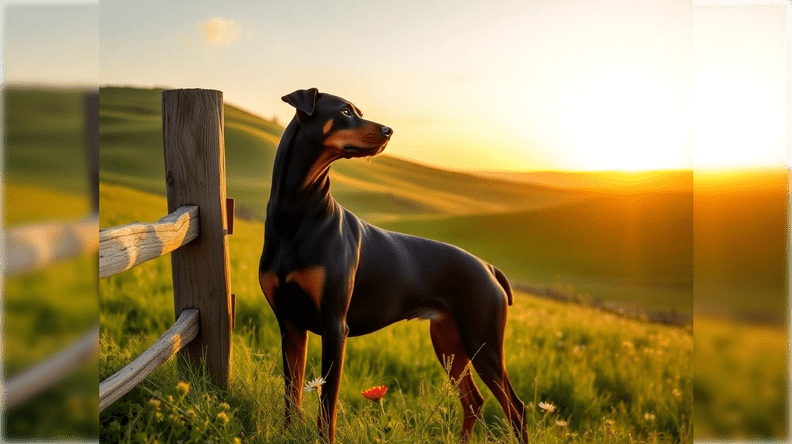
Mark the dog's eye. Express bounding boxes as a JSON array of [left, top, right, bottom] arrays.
[[341, 109, 352, 117]]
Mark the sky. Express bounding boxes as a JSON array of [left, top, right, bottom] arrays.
[[3, 0, 789, 172]]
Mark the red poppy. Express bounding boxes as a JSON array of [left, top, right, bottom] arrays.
[[361, 385, 387, 402]]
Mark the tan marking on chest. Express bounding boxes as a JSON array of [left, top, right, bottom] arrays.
[[285, 266, 326, 309], [259, 271, 280, 313], [322, 119, 333, 135]]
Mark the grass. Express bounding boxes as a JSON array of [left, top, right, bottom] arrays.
[[100, 183, 693, 443], [693, 317, 788, 439]]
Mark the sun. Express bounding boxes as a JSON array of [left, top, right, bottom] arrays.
[[551, 70, 692, 172]]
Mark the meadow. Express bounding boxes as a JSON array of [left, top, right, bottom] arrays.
[[94, 86, 788, 442], [99, 183, 693, 443]]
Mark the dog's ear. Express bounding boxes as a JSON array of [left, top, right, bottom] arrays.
[[282, 88, 318, 122]]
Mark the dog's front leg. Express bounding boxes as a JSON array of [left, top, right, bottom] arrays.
[[280, 319, 308, 427], [317, 318, 348, 442]]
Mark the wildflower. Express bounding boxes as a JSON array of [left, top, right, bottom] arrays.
[[538, 401, 556, 413], [304, 377, 326, 394], [168, 413, 184, 427], [176, 381, 190, 396], [216, 411, 230, 425], [644, 412, 655, 421], [555, 419, 568, 427], [361, 385, 388, 402], [672, 388, 682, 399], [219, 401, 230, 411], [148, 398, 161, 410]]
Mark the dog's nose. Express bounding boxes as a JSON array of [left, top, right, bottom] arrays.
[[381, 126, 393, 137]]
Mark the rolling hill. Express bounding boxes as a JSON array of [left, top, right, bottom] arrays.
[[97, 86, 704, 314], [97, 86, 790, 318]]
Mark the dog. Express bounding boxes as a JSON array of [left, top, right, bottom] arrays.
[[259, 88, 527, 443]]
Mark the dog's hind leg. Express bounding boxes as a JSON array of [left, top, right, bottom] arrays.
[[467, 334, 527, 444], [429, 316, 485, 442], [280, 319, 308, 427]]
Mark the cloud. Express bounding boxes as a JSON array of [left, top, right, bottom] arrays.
[[201, 17, 241, 47]]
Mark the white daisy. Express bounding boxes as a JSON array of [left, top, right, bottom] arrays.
[[304, 377, 326, 394]]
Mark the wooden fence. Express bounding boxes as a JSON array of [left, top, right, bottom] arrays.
[[99, 88, 234, 410], [2, 89, 234, 411]]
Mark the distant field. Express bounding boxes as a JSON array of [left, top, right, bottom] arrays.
[[475, 169, 694, 194], [382, 191, 693, 312], [3, 88, 92, 194]]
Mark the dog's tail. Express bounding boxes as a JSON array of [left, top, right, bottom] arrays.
[[489, 264, 514, 306]]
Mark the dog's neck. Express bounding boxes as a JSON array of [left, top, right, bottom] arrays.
[[267, 118, 338, 228]]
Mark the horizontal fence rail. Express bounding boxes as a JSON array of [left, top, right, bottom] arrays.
[[3, 325, 99, 409], [99, 205, 199, 279], [4, 214, 99, 277], [3, 215, 99, 409], [99, 309, 200, 411]]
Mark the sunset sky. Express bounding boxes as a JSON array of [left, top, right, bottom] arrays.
[[3, 0, 789, 172]]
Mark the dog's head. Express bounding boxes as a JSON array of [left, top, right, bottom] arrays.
[[282, 88, 392, 159]]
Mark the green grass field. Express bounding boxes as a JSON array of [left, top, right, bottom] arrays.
[[99, 184, 693, 443]]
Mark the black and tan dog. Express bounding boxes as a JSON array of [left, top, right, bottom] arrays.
[[259, 88, 527, 443]]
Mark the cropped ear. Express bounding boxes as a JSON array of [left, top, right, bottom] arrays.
[[282, 88, 319, 119]]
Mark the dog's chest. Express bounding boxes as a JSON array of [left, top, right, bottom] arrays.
[[260, 265, 326, 313]]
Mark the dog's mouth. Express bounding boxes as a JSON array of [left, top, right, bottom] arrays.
[[342, 141, 388, 158]]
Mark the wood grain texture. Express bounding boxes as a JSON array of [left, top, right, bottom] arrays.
[[99, 205, 199, 279], [4, 324, 99, 409], [99, 309, 199, 411], [162, 89, 232, 388], [5, 214, 99, 277]]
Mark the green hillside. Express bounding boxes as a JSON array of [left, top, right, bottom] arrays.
[[98, 87, 569, 223], [98, 86, 698, 314], [3, 87, 91, 194], [382, 191, 694, 312]]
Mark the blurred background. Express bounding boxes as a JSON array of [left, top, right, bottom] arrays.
[[2, 3, 99, 440]]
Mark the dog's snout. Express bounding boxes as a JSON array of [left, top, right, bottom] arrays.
[[381, 126, 393, 137]]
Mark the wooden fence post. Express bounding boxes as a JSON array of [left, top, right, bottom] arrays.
[[162, 89, 231, 387]]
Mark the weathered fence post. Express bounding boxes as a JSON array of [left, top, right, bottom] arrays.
[[162, 89, 231, 387]]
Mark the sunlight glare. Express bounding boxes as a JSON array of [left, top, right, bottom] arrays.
[[553, 71, 691, 172]]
